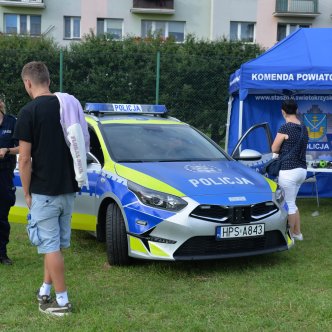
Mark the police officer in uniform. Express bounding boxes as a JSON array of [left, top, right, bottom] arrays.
[[0, 100, 19, 265]]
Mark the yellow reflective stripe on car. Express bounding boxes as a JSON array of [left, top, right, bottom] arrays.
[[100, 119, 184, 125], [129, 236, 149, 254], [287, 234, 294, 246], [71, 213, 96, 231], [149, 242, 170, 257], [8, 206, 28, 223], [129, 236, 170, 257], [103, 162, 116, 173], [9, 206, 96, 231], [265, 177, 278, 192], [116, 164, 185, 197]]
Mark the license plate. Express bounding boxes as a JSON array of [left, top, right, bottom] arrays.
[[216, 224, 265, 240]]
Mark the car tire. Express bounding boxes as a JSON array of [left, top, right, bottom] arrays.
[[105, 202, 130, 266]]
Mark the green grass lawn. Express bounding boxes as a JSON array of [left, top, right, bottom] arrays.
[[1, 198, 331, 332]]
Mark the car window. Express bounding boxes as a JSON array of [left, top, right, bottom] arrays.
[[231, 123, 273, 159], [88, 127, 105, 166], [101, 123, 228, 162]]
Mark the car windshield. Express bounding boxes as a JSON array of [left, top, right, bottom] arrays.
[[101, 123, 228, 162]]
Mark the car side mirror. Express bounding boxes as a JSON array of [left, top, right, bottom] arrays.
[[235, 149, 262, 161]]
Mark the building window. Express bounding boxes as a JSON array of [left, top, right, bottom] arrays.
[[4, 14, 41, 36], [97, 18, 123, 40], [277, 23, 310, 41], [230, 21, 255, 42], [30, 15, 41, 35], [141, 20, 185, 42], [64, 16, 81, 39]]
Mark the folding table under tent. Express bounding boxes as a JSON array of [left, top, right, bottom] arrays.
[[227, 28, 332, 198]]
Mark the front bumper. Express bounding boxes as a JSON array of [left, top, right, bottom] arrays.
[[126, 199, 291, 261]]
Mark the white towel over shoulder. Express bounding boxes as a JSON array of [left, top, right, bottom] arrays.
[[55, 92, 90, 189]]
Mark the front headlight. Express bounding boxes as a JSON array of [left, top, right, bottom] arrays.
[[275, 185, 285, 205], [128, 181, 188, 212]]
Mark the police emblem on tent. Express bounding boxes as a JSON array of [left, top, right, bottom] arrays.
[[304, 107, 327, 142]]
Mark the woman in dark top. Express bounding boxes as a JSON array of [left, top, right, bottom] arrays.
[[271, 99, 309, 241], [0, 99, 19, 264]]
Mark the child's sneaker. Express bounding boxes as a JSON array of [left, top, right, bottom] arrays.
[[39, 300, 73, 317], [36, 290, 52, 304]]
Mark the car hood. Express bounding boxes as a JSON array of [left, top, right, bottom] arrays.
[[115, 160, 275, 203]]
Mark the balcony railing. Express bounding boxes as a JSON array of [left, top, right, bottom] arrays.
[[131, 0, 175, 14], [0, 0, 45, 8], [275, 0, 319, 16]]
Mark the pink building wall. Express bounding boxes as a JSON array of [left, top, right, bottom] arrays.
[[81, 0, 108, 36], [256, 0, 278, 49]]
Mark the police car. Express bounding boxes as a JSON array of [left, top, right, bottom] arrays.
[[10, 104, 293, 265]]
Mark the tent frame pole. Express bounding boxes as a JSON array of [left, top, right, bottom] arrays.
[[238, 100, 243, 142], [225, 96, 233, 152]]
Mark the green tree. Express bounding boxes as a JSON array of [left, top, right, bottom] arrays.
[[0, 33, 264, 144], [0, 35, 59, 114]]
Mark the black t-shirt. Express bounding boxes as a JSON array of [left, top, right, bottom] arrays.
[[14, 95, 79, 195], [278, 122, 309, 170]]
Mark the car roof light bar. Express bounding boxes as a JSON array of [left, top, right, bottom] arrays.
[[85, 103, 168, 115]]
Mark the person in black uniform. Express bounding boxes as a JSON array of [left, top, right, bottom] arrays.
[[0, 99, 19, 265]]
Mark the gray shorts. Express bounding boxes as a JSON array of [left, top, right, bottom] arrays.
[[27, 193, 76, 254]]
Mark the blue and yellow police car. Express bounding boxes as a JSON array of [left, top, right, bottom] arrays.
[[10, 103, 293, 265]]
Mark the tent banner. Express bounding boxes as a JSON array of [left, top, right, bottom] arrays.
[[298, 96, 332, 163], [228, 93, 332, 161], [255, 94, 332, 159], [241, 71, 332, 91], [228, 94, 332, 197]]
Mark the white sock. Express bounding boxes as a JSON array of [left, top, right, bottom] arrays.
[[56, 291, 69, 306], [39, 282, 52, 296]]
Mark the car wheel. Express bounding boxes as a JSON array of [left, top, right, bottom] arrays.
[[105, 202, 130, 266]]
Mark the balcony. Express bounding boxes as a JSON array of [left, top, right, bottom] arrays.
[[274, 0, 319, 17], [0, 0, 45, 8], [131, 0, 175, 14]]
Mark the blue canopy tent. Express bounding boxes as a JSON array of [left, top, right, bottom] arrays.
[[227, 28, 332, 197]]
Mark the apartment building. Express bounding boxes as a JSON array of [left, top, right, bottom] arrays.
[[213, 0, 332, 48], [0, 0, 210, 46], [0, 0, 331, 49], [256, 0, 332, 48]]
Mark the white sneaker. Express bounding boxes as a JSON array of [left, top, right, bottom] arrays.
[[292, 233, 303, 241]]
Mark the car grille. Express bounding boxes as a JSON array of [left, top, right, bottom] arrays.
[[189, 202, 278, 223], [173, 231, 286, 259]]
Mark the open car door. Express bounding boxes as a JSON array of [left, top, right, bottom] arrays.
[[230, 122, 274, 174]]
